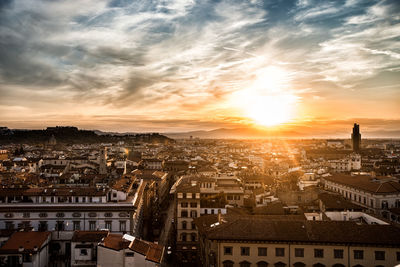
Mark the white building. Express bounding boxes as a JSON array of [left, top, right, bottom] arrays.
[[329, 153, 361, 172], [322, 174, 400, 214], [97, 233, 163, 267]]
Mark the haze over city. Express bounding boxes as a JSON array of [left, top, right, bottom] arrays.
[[0, 0, 399, 137]]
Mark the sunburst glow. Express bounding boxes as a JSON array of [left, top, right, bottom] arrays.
[[231, 66, 298, 126]]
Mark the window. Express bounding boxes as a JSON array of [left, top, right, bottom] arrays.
[[241, 247, 250, 256], [191, 233, 196, 241], [182, 221, 187, 229], [258, 247, 267, 256], [334, 249, 344, 259], [354, 250, 364, 260], [181, 233, 187, 242], [190, 210, 197, 218], [23, 212, 30, 218], [126, 252, 134, 257], [82, 197, 86, 203], [56, 221, 64, 231], [257, 261, 269, 267], [5, 222, 14, 230], [181, 202, 188, 208], [397, 251, 400, 261], [370, 199, 374, 207], [191, 221, 196, 230], [190, 202, 197, 208], [314, 249, 324, 258], [89, 221, 96, 231], [295, 248, 304, 257], [224, 246, 232, 255], [73, 221, 80, 230], [80, 249, 88, 256], [105, 221, 112, 230], [181, 210, 188, 217], [375, 251, 385, 260], [240, 261, 251, 267], [38, 221, 48, 231], [223, 260, 234, 267], [119, 221, 126, 232], [276, 247, 285, 257]]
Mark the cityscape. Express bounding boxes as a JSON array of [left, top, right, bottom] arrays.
[[1, 0, 400, 267]]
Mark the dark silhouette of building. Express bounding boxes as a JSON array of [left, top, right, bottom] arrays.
[[351, 123, 361, 152]]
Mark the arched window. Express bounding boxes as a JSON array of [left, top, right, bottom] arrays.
[[332, 264, 345, 267], [182, 221, 187, 229], [293, 263, 305, 267], [223, 260, 234, 267], [257, 261, 268, 267], [274, 262, 286, 267], [240, 261, 251, 267]]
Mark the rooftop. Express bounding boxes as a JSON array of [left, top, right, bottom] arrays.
[[323, 174, 400, 194]]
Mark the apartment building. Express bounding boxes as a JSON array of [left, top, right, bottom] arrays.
[[195, 215, 400, 267], [0, 182, 146, 236]]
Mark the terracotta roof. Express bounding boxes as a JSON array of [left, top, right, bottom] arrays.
[[0, 232, 50, 254], [130, 238, 149, 255], [100, 234, 164, 263], [72, 231, 108, 242], [195, 215, 400, 246], [101, 234, 130, 251], [323, 174, 400, 194]]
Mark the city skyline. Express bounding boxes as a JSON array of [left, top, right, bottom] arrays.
[[0, 0, 399, 136]]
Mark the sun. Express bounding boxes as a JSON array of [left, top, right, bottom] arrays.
[[244, 94, 296, 126], [230, 66, 298, 127]]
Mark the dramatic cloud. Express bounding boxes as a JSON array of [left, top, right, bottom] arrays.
[[0, 0, 399, 135]]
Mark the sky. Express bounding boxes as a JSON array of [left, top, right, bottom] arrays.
[[0, 0, 399, 137]]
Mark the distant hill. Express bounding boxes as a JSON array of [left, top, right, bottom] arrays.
[[0, 126, 173, 144]]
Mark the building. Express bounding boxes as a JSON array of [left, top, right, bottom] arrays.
[[352, 123, 361, 152], [0, 231, 51, 267], [71, 231, 108, 267], [97, 233, 164, 267], [195, 214, 400, 267], [173, 178, 201, 264], [0, 183, 146, 236], [329, 153, 361, 172], [321, 174, 400, 215]]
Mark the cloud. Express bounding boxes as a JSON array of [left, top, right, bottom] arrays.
[[0, 0, 399, 132]]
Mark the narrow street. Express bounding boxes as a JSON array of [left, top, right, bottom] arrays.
[[159, 196, 175, 267], [159, 196, 175, 246]]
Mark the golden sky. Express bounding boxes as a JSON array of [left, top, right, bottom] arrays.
[[0, 0, 399, 137]]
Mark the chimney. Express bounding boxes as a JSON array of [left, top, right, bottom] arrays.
[[18, 246, 24, 252], [33, 246, 38, 252], [217, 209, 222, 223]]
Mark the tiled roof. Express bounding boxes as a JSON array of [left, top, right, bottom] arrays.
[[323, 174, 400, 194], [100, 234, 164, 263], [72, 230, 108, 242], [195, 215, 400, 246], [101, 234, 130, 251], [0, 232, 50, 254]]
